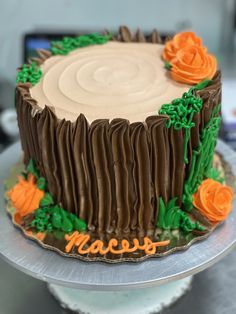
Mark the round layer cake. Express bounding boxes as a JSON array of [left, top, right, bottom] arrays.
[[10, 27, 232, 262]]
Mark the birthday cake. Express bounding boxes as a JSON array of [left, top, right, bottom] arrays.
[[5, 26, 234, 262]]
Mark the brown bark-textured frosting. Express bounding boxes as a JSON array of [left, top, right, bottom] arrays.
[[113, 26, 163, 43], [15, 27, 221, 239], [188, 71, 221, 167]]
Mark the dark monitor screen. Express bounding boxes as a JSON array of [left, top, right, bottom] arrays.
[[23, 31, 170, 62], [23, 33, 80, 62]]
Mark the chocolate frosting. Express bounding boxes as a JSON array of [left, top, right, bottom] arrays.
[[15, 27, 221, 237]]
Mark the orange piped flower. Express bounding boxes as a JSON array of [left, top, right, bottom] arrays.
[[163, 31, 203, 62], [170, 45, 217, 85], [8, 174, 44, 217], [193, 179, 233, 223], [162, 31, 217, 85]]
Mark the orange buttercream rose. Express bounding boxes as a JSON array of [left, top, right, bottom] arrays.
[[162, 31, 217, 85], [8, 174, 44, 217], [163, 31, 203, 62], [193, 179, 233, 223], [170, 45, 217, 84]]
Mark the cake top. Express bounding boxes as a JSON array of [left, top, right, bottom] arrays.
[[17, 29, 218, 124], [30, 41, 189, 123]]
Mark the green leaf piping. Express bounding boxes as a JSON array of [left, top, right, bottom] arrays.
[[164, 61, 172, 70], [182, 104, 221, 211], [50, 33, 112, 56], [159, 80, 212, 164], [23, 159, 87, 233], [16, 62, 42, 86], [206, 167, 224, 184], [31, 205, 87, 234], [156, 197, 205, 233], [26, 159, 40, 179], [37, 177, 47, 190], [40, 192, 54, 207]]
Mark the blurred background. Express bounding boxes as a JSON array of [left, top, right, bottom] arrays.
[[0, 0, 236, 151]]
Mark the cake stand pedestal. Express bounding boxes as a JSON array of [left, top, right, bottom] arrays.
[[48, 276, 193, 314], [0, 140, 236, 314]]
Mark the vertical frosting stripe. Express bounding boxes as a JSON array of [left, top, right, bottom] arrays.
[[90, 120, 115, 233], [16, 91, 30, 165], [73, 114, 95, 228], [110, 119, 134, 233], [29, 113, 40, 169], [39, 108, 62, 202], [169, 127, 185, 201], [146, 116, 170, 219], [130, 123, 153, 233], [65, 120, 78, 215], [186, 71, 221, 173], [196, 71, 221, 131], [55, 119, 75, 212]]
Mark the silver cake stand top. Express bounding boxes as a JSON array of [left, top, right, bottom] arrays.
[[0, 140, 236, 291]]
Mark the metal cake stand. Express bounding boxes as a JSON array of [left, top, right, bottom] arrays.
[[0, 140, 236, 314]]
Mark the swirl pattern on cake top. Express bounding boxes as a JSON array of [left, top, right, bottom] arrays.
[[30, 42, 189, 123]]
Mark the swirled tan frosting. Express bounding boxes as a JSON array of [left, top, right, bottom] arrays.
[[30, 42, 189, 123]]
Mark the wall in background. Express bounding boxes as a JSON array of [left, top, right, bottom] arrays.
[[0, 0, 235, 107]]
